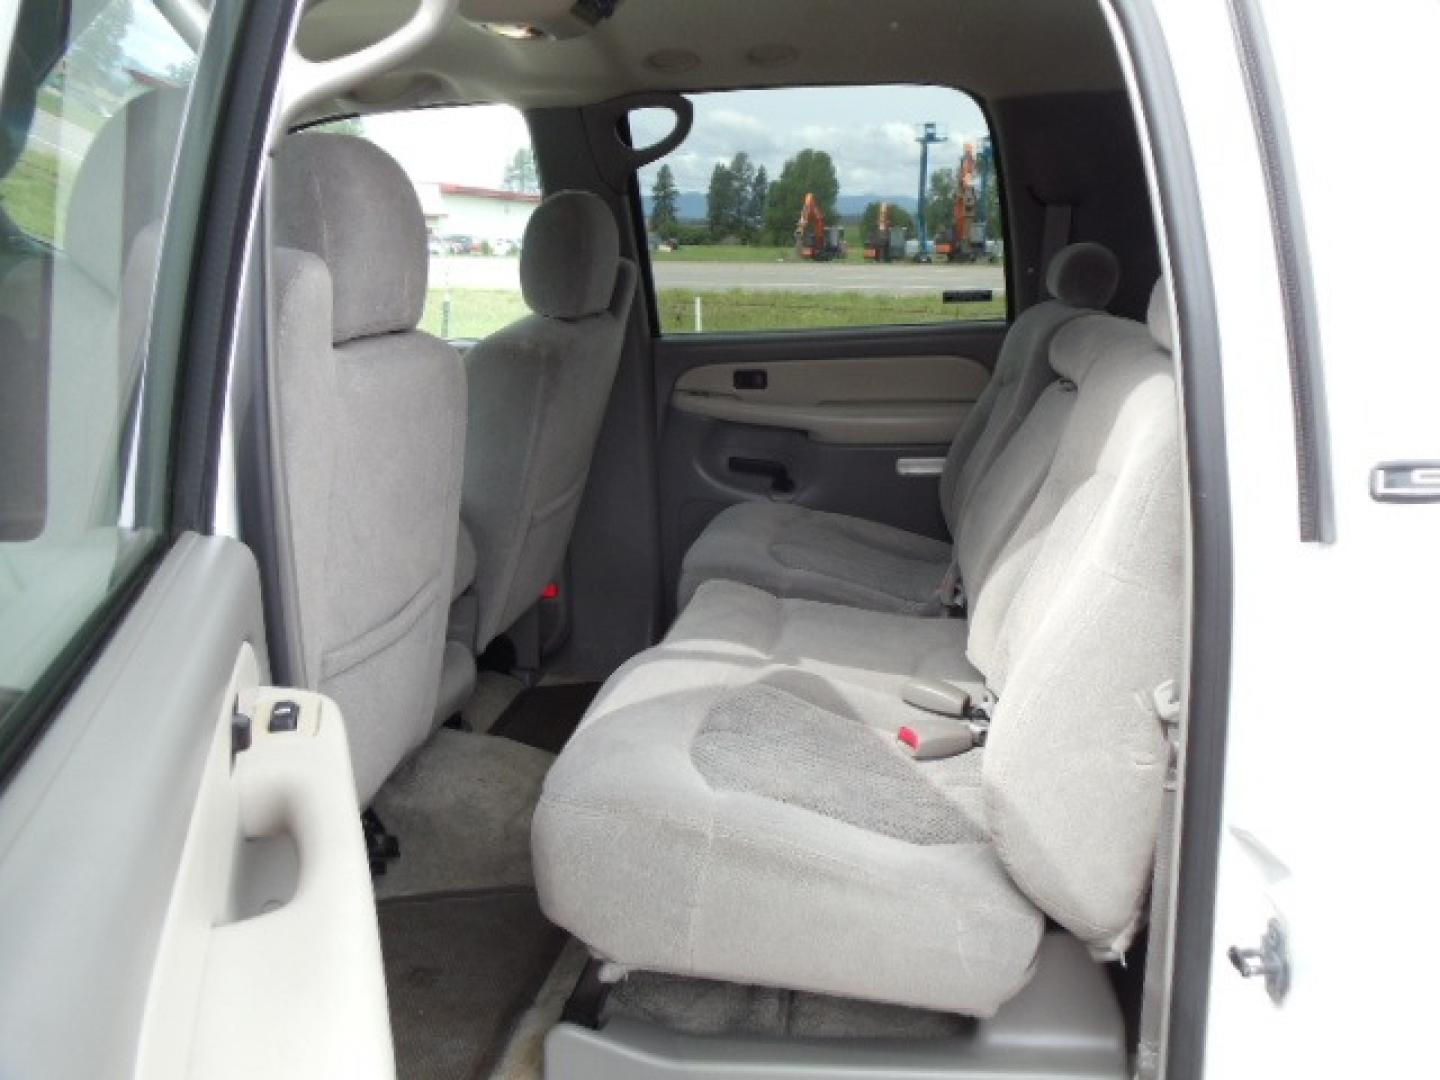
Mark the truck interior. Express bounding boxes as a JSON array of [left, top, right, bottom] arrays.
[[0, 0, 1206, 1077]]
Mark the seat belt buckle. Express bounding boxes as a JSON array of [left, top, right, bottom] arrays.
[[897, 715, 986, 760], [936, 564, 967, 617]]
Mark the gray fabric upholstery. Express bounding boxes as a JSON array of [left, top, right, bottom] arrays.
[[676, 241, 1121, 614], [519, 191, 622, 319], [1044, 241, 1121, 310], [676, 502, 952, 618], [1147, 276, 1175, 351], [433, 640, 476, 725], [271, 134, 466, 804], [970, 283, 1182, 955], [692, 682, 985, 845], [272, 133, 427, 343], [661, 578, 980, 696], [533, 669, 1043, 1017], [462, 246, 637, 651], [452, 523, 477, 603], [533, 278, 1184, 1013]]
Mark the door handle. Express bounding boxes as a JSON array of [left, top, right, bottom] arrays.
[[727, 456, 795, 494]]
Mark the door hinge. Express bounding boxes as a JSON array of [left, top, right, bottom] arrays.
[[1227, 918, 1291, 1005]]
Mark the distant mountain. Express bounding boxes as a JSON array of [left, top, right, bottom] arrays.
[[645, 192, 917, 223]]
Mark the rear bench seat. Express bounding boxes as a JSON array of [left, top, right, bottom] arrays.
[[676, 241, 1122, 617], [531, 280, 1182, 1017]]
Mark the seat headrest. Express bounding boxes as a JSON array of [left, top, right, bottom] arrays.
[[520, 191, 620, 320], [1045, 242, 1120, 310], [1147, 276, 1174, 352], [273, 133, 427, 344]]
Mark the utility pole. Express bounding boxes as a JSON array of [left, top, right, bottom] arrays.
[[915, 121, 948, 258]]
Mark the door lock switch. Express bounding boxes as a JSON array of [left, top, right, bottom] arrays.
[[268, 699, 302, 733]]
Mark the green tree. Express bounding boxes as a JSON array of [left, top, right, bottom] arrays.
[[705, 160, 738, 240], [745, 165, 768, 240], [763, 149, 839, 244], [860, 201, 914, 239], [925, 167, 957, 238], [503, 148, 539, 194], [725, 152, 756, 239], [650, 163, 680, 236]]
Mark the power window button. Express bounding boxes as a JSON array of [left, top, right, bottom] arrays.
[[268, 699, 301, 733]]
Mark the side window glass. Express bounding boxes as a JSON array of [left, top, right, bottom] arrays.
[[0, 2, 198, 729], [634, 85, 1006, 334], [311, 105, 538, 343]]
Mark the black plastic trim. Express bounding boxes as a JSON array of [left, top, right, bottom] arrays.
[[169, 0, 300, 534], [1226, 0, 1332, 543], [1108, 3, 1236, 1079]]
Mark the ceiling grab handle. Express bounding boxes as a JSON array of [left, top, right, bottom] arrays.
[[276, 0, 458, 135], [154, 0, 209, 51]]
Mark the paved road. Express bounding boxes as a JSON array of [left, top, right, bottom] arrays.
[[429, 255, 1005, 297]]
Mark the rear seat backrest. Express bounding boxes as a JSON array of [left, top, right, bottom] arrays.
[[973, 280, 1183, 957], [938, 241, 1120, 534]]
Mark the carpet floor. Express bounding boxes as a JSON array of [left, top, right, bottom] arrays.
[[380, 888, 568, 1080], [488, 682, 600, 754]]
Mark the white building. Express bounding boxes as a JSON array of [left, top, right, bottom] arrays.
[[414, 182, 540, 245]]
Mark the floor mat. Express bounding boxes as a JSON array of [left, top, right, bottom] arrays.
[[489, 682, 600, 754], [372, 731, 553, 901], [380, 888, 568, 1080]]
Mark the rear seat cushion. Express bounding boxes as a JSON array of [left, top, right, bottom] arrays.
[[677, 503, 952, 617], [533, 667, 1043, 1016], [663, 578, 981, 695], [675, 241, 1120, 616]]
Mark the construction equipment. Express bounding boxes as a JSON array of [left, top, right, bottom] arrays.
[[934, 140, 994, 263], [863, 201, 906, 263], [795, 192, 846, 261]]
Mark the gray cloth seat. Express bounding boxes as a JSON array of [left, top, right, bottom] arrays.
[[271, 133, 468, 803], [460, 191, 637, 653], [676, 241, 1121, 616], [533, 279, 1182, 1015]]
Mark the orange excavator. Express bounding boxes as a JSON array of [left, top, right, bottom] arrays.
[[864, 201, 902, 262], [934, 141, 990, 263], [795, 192, 846, 261]]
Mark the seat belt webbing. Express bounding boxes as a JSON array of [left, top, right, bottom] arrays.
[[1039, 203, 1074, 285]]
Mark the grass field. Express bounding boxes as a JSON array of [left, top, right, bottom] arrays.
[[0, 147, 61, 244], [422, 287, 1006, 339]]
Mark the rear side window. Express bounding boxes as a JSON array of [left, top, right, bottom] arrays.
[[634, 85, 1006, 335], [0, 1, 198, 743], [311, 105, 538, 342]]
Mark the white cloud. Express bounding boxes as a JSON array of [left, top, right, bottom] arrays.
[[637, 86, 991, 202]]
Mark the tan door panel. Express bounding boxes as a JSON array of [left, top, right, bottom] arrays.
[[672, 354, 989, 444]]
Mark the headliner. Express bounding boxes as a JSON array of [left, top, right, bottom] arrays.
[[295, 0, 1123, 121]]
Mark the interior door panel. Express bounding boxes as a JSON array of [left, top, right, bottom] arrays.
[[656, 324, 1007, 608], [0, 535, 393, 1080], [672, 354, 989, 445]]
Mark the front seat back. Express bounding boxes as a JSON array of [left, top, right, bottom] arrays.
[[461, 191, 637, 651], [271, 133, 466, 802]]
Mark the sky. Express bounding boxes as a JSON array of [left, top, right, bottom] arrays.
[[633, 86, 989, 198], [354, 85, 989, 200], [362, 106, 536, 190]]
